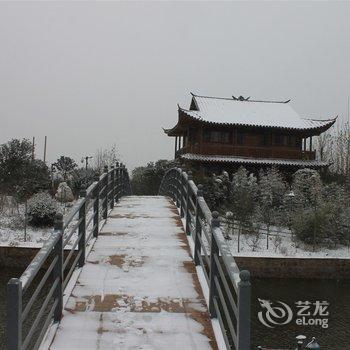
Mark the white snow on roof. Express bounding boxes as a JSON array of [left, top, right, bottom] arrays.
[[181, 153, 328, 167], [181, 95, 334, 130]]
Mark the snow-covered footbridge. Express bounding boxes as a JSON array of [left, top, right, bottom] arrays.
[[45, 196, 217, 349], [6, 165, 251, 350]]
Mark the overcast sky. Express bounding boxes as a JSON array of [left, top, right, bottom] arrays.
[[1, 1, 350, 171]]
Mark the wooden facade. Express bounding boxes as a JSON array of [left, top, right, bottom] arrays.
[[164, 94, 336, 174]]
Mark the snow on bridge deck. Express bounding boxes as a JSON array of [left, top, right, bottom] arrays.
[[47, 196, 217, 350]]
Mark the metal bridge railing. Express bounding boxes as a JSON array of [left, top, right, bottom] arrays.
[[7, 163, 131, 350], [159, 167, 251, 350]]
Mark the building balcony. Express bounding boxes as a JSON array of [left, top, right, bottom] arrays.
[[176, 144, 316, 161]]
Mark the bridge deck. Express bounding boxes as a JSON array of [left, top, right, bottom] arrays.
[[48, 196, 217, 349]]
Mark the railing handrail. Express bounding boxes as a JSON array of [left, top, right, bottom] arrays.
[[7, 162, 132, 350], [19, 231, 61, 293], [159, 167, 251, 350]]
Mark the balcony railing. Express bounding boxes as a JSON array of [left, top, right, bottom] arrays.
[[176, 144, 316, 161]]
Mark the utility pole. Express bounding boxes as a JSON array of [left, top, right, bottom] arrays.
[[347, 97, 350, 179], [82, 156, 93, 186], [43, 136, 47, 163], [32, 137, 35, 160]]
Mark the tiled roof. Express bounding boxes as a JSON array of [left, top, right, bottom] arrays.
[[181, 153, 328, 168], [179, 94, 336, 131]]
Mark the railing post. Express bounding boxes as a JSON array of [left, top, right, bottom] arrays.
[[185, 171, 192, 236], [115, 162, 119, 202], [209, 211, 220, 317], [180, 170, 185, 218], [93, 175, 100, 238], [53, 213, 63, 323], [127, 170, 131, 195], [7, 278, 22, 350], [78, 188, 86, 267], [194, 184, 203, 266], [110, 165, 115, 209], [237, 270, 251, 350], [174, 170, 180, 208], [122, 164, 126, 195], [119, 164, 124, 196], [103, 165, 108, 219]]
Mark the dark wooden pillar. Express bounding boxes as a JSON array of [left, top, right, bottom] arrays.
[[310, 136, 312, 151]]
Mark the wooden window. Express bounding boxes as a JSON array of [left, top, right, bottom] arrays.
[[203, 129, 230, 143], [295, 136, 301, 148], [203, 129, 211, 142], [260, 133, 270, 146], [211, 131, 221, 143], [237, 132, 244, 145], [221, 131, 230, 143], [274, 134, 283, 146]]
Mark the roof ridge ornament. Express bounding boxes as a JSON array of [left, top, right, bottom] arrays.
[[232, 95, 250, 101]]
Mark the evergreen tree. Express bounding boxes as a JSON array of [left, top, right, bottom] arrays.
[[258, 167, 287, 249], [0, 139, 50, 200], [230, 167, 258, 252], [52, 156, 78, 181]]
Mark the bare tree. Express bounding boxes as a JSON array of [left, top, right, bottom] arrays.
[[317, 121, 350, 184], [94, 144, 119, 173]]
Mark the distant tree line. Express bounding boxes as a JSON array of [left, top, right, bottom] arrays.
[[0, 138, 120, 228]]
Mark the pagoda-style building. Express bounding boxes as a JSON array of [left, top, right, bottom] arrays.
[[164, 93, 336, 176]]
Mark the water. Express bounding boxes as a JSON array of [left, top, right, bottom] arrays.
[[1, 271, 349, 349], [251, 278, 350, 349]]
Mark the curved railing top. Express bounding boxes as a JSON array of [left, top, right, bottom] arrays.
[[159, 167, 251, 350], [160, 167, 243, 286], [7, 163, 132, 350]]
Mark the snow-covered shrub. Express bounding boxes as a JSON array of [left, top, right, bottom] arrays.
[[229, 167, 259, 252], [320, 183, 350, 247], [257, 167, 287, 247], [203, 172, 231, 211], [292, 168, 323, 209], [231, 167, 258, 224], [27, 192, 59, 227], [290, 171, 350, 248], [291, 206, 329, 247]]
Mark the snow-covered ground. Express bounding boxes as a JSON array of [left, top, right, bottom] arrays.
[[223, 223, 350, 259], [0, 200, 94, 248], [2, 197, 349, 259], [0, 203, 58, 247]]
